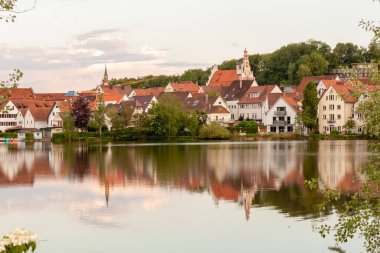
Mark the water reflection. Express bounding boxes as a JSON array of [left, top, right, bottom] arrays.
[[0, 141, 370, 223]]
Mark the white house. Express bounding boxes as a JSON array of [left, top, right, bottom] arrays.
[[265, 96, 301, 133], [0, 100, 19, 132]]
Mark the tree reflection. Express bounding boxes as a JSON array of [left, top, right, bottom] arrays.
[[307, 142, 380, 253]]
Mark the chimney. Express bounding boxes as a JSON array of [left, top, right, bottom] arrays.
[[205, 94, 209, 103], [240, 78, 243, 89]]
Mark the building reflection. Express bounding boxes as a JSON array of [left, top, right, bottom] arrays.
[[0, 141, 370, 220]]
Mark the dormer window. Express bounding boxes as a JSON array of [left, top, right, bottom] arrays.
[[249, 92, 259, 98]]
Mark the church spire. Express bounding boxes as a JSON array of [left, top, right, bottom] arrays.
[[103, 64, 109, 86]]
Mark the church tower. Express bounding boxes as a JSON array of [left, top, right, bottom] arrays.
[[103, 65, 109, 86], [241, 49, 254, 81]]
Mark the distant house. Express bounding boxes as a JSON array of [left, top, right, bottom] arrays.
[[184, 94, 231, 124], [164, 81, 203, 93], [0, 88, 36, 100], [265, 96, 301, 133], [96, 84, 133, 97], [329, 63, 379, 79], [238, 85, 282, 123]]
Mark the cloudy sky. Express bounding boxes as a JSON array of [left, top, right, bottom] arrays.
[[1, 0, 379, 92]]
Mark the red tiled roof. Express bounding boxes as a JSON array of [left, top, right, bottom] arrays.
[[220, 80, 254, 101], [133, 87, 164, 97], [169, 81, 201, 93], [0, 88, 35, 99], [332, 83, 356, 103], [35, 93, 66, 101], [208, 105, 230, 114], [101, 85, 133, 95], [298, 75, 339, 99], [101, 94, 125, 103], [209, 70, 240, 87]]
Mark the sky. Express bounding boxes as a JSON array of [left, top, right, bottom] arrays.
[[1, 0, 379, 92]]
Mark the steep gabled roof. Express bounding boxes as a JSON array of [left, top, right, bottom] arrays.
[[220, 80, 253, 101], [332, 83, 356, 103], [298, 75, 339, 99], [132, 95, 155, 111], [239, 85, 279, 104], [208, 70, 240, 87]]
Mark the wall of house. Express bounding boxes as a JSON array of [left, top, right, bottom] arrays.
[[265, 98, 297, 133], [24, 110, 35, 129], [0, 101, 18, 132], [238, 103, 263, 122], [35, 120, 48, 130], [318, 87, 354, 133], [207, 113, 231, 123], [226, 101, 239, 121], [48, 105, 61, 128], [164, 84, 174, 92]]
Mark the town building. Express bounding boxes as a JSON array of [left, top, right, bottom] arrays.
[[264, 96, 301, 133], [206, 49, 257, 87], [329, 63, 379, 79], [318, 82, 356, 134]]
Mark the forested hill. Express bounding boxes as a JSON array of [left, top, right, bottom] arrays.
[[109, 39, 380, 88]]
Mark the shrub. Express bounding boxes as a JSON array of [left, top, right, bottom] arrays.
[[25, 132, 34, 141], [330, 130, 341, 136], [199, 122, 231, 140], [233, 121, 258, 134]]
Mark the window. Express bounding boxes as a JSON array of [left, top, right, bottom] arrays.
[[329, 105, 335, 110], [270, 127, 277, 133], [337, 115, 341, 120], [337, 105, 341, 110], [287, 117, 291, 124], [323, 115, 327, 120], [323, 106, 326, 111]]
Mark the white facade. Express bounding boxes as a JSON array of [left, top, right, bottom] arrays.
[[265, 97, 298, 133], [318, 86, 355, 134], [0, 101, 18, 132], [16, 109, 35, 129]]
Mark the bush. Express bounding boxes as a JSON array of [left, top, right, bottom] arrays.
[[52, 133, 65, 142], [25, 132, 34, 141], [330, 130, 341, 136], [199, 122, 231, 140], [233, 121, 258, 134], [0, 132, 17, 138]]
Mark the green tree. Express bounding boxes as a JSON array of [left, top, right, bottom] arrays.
[[148, 94, 187, 139], [301, 81, 319, 133], [356, 90, 380, 137], [333, 42, 367, 67], [61, 112, 78, 142], [344, 119, 356, 134], [91, 97, 107, 138], [180, 69, 210, 86]]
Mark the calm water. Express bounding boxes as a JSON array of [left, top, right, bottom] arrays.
[[0, 141, 372, 253]]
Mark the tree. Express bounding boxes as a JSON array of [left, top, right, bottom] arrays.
[[356, 90, 380, 137], [148, 94, 187, 139], [72, 97, 91, 131], [332, 43, 366, 67], [61, 112, 78, 142], [108, 106, 133, 140], [301, 81, 319, 133], [344, 119, 356, 134], [296, 52, 329, 83], [91, 96, 107, 138]]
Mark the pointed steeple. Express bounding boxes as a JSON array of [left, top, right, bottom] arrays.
[[103, 64, 109, 86]]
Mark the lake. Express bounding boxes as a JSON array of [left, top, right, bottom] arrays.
[[0, 140, 372, 253]]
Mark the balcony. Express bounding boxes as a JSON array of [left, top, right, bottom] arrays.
[[327, 120, 336, 123], [273, 120, 287, 125], [274, 111, 287, 116]]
